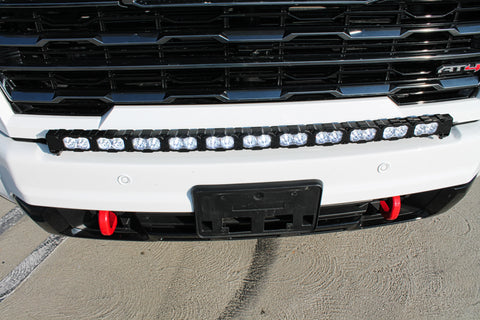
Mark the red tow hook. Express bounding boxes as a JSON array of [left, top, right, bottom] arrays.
[[379, 196, 401, 221], [98, 210, 118, 236]]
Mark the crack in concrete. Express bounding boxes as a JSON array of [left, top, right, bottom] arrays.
[[217, 238, 279, 320]]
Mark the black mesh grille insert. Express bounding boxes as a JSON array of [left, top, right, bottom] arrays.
[[0, 0, 479, 115]]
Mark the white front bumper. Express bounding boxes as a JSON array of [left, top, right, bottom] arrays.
[[0, 94, 478, 212], [0, 121, 478, 212]]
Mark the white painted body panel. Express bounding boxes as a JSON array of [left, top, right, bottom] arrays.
[[0, 93, 478, 212], [1, 92, 480, 139]]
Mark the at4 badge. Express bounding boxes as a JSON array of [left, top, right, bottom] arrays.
[[438, 63, 480, 75]]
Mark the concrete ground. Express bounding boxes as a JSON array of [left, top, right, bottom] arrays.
[[0, 180, 479, 320]]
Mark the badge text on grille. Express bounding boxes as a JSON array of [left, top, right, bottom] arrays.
[[438, 63, 480, 75]]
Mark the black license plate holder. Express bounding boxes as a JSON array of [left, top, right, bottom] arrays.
[[193, 180, 322, 239]]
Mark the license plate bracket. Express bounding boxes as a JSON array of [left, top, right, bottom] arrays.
[[193, 180, 322, 238]]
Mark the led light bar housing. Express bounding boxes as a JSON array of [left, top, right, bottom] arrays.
[[45, 114, 453, 154]]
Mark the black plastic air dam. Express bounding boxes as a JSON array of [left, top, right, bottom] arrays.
[[14, 178, 476, 241]]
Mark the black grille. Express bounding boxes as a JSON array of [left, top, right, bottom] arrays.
[[0, 0, 479, 115]]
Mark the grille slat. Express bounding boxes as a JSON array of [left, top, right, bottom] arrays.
[[0, 0, 479, 116], [5, 75, 478, 103], [3, 51, 480, 70]]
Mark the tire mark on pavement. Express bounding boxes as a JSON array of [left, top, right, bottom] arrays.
[[217, 238, 279, 320], [0, 234, 64, 302], [0, 207, 24, 237]]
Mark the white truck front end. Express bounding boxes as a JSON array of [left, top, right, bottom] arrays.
[[0, 0, 478, 240]]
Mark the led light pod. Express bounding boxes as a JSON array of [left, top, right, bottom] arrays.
[[97, 137, 125, 151], [350, 128, 377, 142], [132, 137, 161, 151], [243, 134, 271, 148], [146, 138, 161, 150], [220, 136, 235, 149], [383, 125, 408, 140], [414, 122, 439, 136], [111, 138, 125, 150], [206, 136, 221, 150], [96, 138, 111, 150], [280, 133, 308, 147], [132, 138, 147, 151], [315, 131, 343, 145], [293, 133, 308, 146], [206, 136, 235, 150], [169, 137, 183, 151], [63, 137, 90, 150], [168, 137, 198, 151], [183, 137, 198, 150], [279, 134, 294, 147], [243, 135, 257, 148], [257, 135, 272, 148]]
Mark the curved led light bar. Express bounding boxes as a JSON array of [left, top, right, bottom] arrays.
[[45, 114, 453, 154]]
